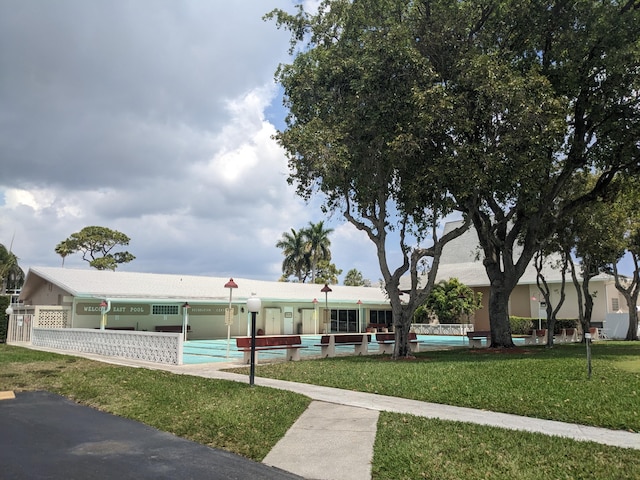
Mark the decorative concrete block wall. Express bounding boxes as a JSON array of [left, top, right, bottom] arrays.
[[31, 328, 183, 365], [411, 323, 472, 335]]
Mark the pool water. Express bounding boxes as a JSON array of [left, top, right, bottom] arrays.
[[182, 334, 521, 365]]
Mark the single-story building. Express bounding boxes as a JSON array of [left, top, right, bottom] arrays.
[[16, 266, 393, 339]]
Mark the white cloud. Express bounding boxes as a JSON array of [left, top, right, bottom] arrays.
[[0, 0, 387, 283]]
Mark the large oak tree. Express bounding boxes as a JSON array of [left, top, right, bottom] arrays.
[[269, 0, 640, 348], [268, 0, 470, 357], [418, 0, 640, 347]]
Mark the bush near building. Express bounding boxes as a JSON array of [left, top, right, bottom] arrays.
[[0, 295, 9, 343]]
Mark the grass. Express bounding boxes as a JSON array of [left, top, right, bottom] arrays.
[[2, 342, 640, 479], [374, 413, 640, 480], [227, 341, 640, 431], [0, 345, 310, 460]]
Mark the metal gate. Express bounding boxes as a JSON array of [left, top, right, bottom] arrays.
[[6, 306, 70, 344], [6, 311, 33, 343]]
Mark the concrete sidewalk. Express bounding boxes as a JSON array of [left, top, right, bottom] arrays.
[[126, 357, 640, 479], [263, 401, 378, 480], [20, 348, 640, 480]]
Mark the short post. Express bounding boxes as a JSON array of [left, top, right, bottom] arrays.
[[585, 332, 592, 379], [246, 295, 261, 387], [182, 302, 190, 342]]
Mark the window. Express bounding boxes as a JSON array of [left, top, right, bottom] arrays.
[[330, 309, 359, 332], [612, 298, 620, 311], [152, 305, 179, 315], [369, 310, 392, 326]]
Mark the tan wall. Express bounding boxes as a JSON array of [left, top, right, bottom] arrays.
[[472, 287, 490, 330], [527, 281, 613, 323], [510, 286, 532, 317], [25, 282, 70, 309], [470, 280, 614, 331]]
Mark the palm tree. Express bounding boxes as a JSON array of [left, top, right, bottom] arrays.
[[275, 228, 310, 282], [55, 240, 74, 267], [0, 244, 24, 294], [303, 221, 333, 284]]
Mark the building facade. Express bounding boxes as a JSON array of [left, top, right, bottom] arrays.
[[18, 267, 393, 339]]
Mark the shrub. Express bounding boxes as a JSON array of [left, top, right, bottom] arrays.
[[0, 295, 9, 343], [509, 316, 578, 334]]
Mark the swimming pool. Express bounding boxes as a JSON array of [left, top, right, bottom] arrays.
[[182, 334, 520, 365]]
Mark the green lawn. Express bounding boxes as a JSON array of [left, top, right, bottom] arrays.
[[374, 414, 640, 480], [2, 342, 640, 479], [0, 345, 310, 460], [229, 341, 640, 431]]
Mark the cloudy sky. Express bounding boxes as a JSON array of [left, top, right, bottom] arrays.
[[0, 0, 392, 284]]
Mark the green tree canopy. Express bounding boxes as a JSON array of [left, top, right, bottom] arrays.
[[420, 278, 482, 324], [304, 221, 333, 283], [275, 228, 310, 282], [276, 222, 334, 282], [55, 226, 135, 271], [314, 258, 342, 285], [268, 0, 471, 358], [269, 0, 640, 349], [0, 244, 24, 294], [344, 268, 365, 287]]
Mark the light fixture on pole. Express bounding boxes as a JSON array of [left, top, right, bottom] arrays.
[[224, 278, 238, 359], [312, 298, 318, 334], [321, 284, 332, 333], [182, 302, 190, 342], [99, 300, 108, 330], [246, 294, 261, 386]]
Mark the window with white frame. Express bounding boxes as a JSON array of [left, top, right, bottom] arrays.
[[152, 305, 179, 315], [612, 297, 620, 311]]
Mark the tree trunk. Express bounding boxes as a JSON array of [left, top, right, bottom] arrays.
[[569, 259, 587, 339], [613, 262, 640, 341], [627, 306, 639, 341], [619, 288, 640, 341], [582, 275, 595, 334], [393, 304, 413, 358], [488, 285, 516, 348]]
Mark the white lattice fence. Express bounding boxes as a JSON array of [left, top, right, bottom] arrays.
[[31, 329, 183, 365], [411, 323, 472, 335]]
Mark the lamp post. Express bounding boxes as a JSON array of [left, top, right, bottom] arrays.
[[224, 278, 238, 359], [4, 306, 13, 343], [182, 302, 190, 342], [321, 284, 332, 333], [246, 294, 261, 386]]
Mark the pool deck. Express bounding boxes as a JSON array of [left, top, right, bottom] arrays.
[[182, 334, 478, 365]]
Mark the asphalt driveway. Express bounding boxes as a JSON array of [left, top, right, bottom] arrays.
[[0, 391, 302, 480]]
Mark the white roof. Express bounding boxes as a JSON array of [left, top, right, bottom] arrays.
[[21, 267, 388, 305], [400, 220, 613, 289]]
